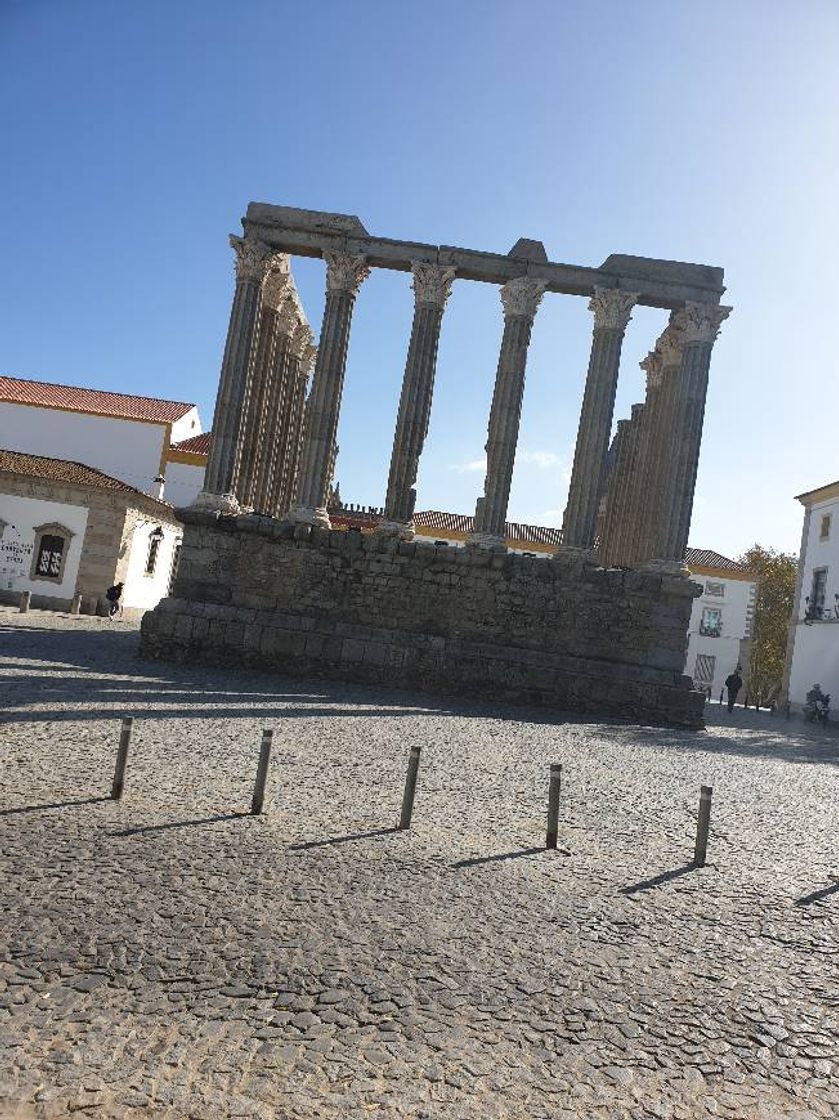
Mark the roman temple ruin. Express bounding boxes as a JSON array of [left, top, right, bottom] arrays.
[[140, 204, 731, 727]]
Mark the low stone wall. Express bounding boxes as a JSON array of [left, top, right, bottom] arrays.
[[140, 510, 705, 728]]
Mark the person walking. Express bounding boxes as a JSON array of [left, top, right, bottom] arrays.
[[105, 581, 124, 620], [725, 667, 743, 713]]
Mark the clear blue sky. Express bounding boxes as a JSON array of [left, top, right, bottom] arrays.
[[2, 0, 837, 558]]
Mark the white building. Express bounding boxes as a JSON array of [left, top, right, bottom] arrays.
[[783, 479, 839, 710], [682, 549, 756, 699], [0, 449, 182, 617], [0, 374, 207, 505]]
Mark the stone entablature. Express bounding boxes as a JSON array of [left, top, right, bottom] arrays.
[[140, 510, 705, 729]]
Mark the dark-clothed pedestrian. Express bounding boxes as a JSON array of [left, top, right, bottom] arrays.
[[725, 668, 743, 713]]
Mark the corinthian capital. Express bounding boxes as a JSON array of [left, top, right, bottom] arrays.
[[589, 287, 639, 332], [500, 276, 548, 319], [290, 322, 313, 358], [229, 234, 273, 283], [324, 251, 370, 295], [656, 324, 684, 368], [640, 349, 663, 389], [261, 262, 292, 310], [410, 262, 456, 308], [677, 302, 733, 345], [276, 298, 299, 336]]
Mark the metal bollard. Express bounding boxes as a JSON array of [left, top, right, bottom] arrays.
[[398, 745, 422, 830], [18, 590, 31, 614], [694, 785, 713, 867], [545, 763, 562, 849], [111, 717, 133, 800], [251, 729, 273, 815], [70, 592, 83, 616]]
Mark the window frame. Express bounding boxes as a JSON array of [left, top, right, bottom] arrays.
[[820, 513, 832, 542], [29, 522, 75, 585]]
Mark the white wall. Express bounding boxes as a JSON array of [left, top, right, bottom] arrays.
[[164, 460, 206, 507], [685, 574, 756, 696], [170, 407, 202, 445], [0, 403, 167, 494], [122, 517, 182, 611], [0, 492, 88, 599], [785, 493, 839, 708]]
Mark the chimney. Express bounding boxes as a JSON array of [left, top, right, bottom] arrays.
[[152, 474, 165, 500]]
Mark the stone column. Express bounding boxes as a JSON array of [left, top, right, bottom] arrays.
[[250, 298, 300, 514], [196, 235, 275, 512], [561, 288, 639, 552], [378, 263, 456, 538], [269, 324, 314, 517], [646, 302, 732, 573], [284, 339, 318, 512], [235, 264, 292, 510], [287, 252, 370, 528], [634, 325, 684, 565], [598, 403, 645, 568], [468, 277, 547, 549]]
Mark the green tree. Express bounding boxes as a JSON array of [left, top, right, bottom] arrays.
[[737, 544, 798, 706]]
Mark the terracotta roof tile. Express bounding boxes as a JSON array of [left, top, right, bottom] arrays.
[[413, 510, 563, 545], [684, 548, 746, 572], [0, 374, 194, 424], [171, 432, 211, 455], [1, 448, 157, 499]]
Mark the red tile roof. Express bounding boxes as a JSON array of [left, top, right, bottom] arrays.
[[413, 510, 563, 546], [0, 448, 161, 498], [684, 548, 746, 572], [0, 374, 194, 424], [171, 432, 211, 455]]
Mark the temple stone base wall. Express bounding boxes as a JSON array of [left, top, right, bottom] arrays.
[[140, 509, 705, 728]]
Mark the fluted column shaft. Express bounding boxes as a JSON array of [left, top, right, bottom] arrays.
[[598, 404, 644, 567], [381, 264, 456, 532], [252, 313, 309, 516], [562, 288, 638, 549], [200, 236, 273, 508], [471, 277, 547, 545], [654, 303, 731, 566], [282, 346, 315, 512], [289, 252, 369, 526]]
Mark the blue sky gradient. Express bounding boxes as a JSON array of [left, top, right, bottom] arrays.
[[2, 0, 837, 556]]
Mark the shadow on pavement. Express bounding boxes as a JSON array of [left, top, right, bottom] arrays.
[[0, 795, 112, 817], [621, 863, 696, 894]]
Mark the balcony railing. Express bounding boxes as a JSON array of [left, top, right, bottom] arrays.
[[699, 624, 722, 638]]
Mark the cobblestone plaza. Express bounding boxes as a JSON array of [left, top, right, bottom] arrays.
[[1, 611, 838, 1119]]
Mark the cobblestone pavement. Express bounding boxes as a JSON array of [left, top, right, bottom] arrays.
[[1, 608, 838, 1119]]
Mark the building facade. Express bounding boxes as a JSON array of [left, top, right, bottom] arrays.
[[0, 375, 206, 504], [682, 551, 756, 699], [0, 450, 181, 617], [783, 479, 839, 710]]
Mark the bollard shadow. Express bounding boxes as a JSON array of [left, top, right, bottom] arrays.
[[109, 811, 248, 837], [0, 795, 111, 817], [453, 846, 564, 869], [794, 881, 839, 907], [621, 863, 697, 895], [289, 827, 399, 851]]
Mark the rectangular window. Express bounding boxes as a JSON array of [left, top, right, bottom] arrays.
[[694, 653, 716, 686], [35, 535, 65, 578], [145, 535, 162, 576], [809, 568, 828, 618], [700, 606, 722, 637], [820, 513, 831, 541], [705, 581, 725, 597]]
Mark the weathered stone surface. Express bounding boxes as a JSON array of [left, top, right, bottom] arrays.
[[141, 513, 704, 728]]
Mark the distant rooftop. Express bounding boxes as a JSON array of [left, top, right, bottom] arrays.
[[0, 374, 195, 425], [0, 448, 167, 502], [171, 432, 211, 456]]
